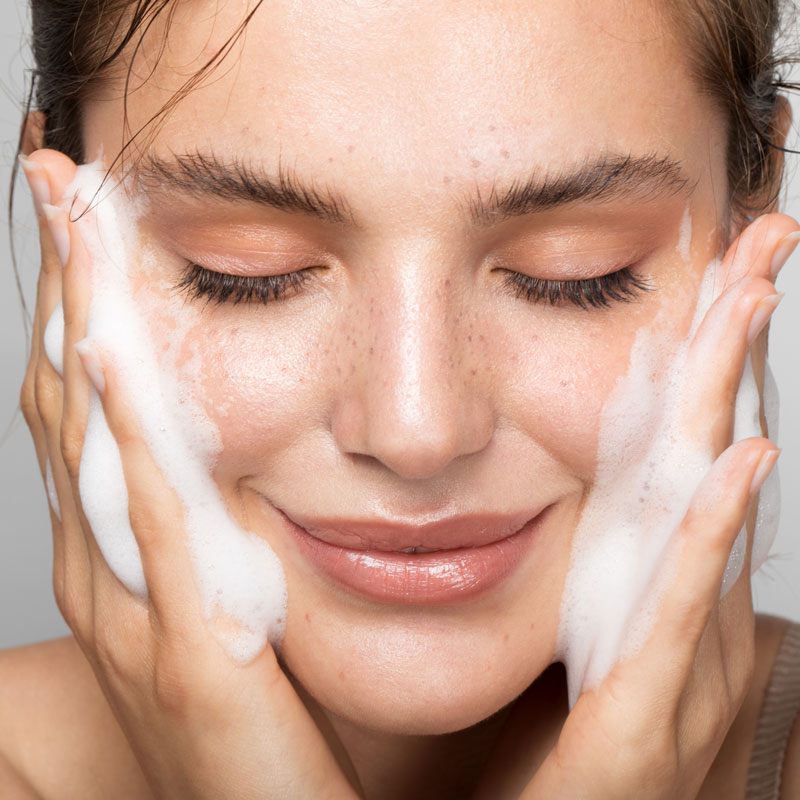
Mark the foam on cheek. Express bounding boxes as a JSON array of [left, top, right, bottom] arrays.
[[556, 255, 780, 706], [59, 163, 287, 662]]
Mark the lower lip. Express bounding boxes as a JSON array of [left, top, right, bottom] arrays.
[[283, 514, 542, 605]]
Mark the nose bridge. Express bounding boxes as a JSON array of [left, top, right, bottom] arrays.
[[332, 244, 493, 480]]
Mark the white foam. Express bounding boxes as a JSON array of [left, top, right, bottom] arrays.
[[64, 163, 287, 662], [44, 301, 64, 376], [556, 261, 778, 706]]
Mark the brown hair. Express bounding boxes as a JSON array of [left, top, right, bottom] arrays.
[[10, 0, 800, 230]]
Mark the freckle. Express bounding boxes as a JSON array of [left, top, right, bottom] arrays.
[[339, 671, 346, 681], [369, 346, 374, 355], [501, 149, 510, 159], [305, 613, 311, 623], [529, 623, 535, 631], [471, 369, 477, 376], [471, 158, 481, 168], [504, 633, 509, 642], [443, 175, 452, 185]]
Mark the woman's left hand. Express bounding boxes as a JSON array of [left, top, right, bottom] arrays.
[[478, 213, 799, 800]]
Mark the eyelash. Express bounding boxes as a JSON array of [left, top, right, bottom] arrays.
[[175, 263, 314, 305], [501, 266, 651, 309], [175, 262, 651, 310]]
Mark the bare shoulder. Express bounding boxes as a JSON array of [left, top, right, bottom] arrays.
[[0, 637, 150, 800], [699, 613, 794, 799]]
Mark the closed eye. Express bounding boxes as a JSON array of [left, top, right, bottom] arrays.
[[501, 266, 652, 309], [174, 262, 316, 305]]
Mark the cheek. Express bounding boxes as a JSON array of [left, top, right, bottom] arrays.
[[493, 312, 645, 481], [146, 303, 334, 475]]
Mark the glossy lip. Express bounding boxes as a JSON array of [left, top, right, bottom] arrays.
[[278, 508, 547, 605], [279, 508, 540, 551]]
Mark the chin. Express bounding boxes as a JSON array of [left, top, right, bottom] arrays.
[[279, 600, 554, 736]]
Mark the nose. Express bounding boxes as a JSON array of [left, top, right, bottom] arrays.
[[331, 259, 494, 480]]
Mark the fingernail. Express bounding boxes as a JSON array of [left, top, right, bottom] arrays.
[[769, 230, 800, 282], [750, 449, 780, 496], [747, 292, 783, 347], [18, 154, 51, 216], [42, 203, 70, 267], [75, 339, 106, 395]]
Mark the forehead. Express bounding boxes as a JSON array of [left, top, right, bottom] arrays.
[[87, 0, 719, 202]]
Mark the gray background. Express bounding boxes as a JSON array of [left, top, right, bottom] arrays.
[[1, 5, 799, 649]]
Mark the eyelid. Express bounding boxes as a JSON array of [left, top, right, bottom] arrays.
[[178, 250, 327, 277]]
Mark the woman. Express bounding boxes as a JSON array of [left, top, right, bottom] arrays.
[[1, 0, 799, 797]]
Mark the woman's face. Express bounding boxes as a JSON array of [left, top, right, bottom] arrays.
[[81, 0, 729, 734]]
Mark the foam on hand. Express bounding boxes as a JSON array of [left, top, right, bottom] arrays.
[[556, 254, 781, 707], [49, 162, 287, 663]]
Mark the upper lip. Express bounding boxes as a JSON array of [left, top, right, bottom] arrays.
[[280, 507, 544, 551]]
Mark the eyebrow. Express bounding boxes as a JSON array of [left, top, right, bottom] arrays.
[[133, 150, 692, 228], [468, 153, 693, 225], [134, 151, 355, 225]]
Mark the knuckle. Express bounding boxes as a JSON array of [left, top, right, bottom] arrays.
[[152, 653, 192, 717], [20, 373, 38, 427], [33, 368, 62, 427], [60, 420, 85, 477], [128, 506, 157, 550], [92, 625, 129, 680]]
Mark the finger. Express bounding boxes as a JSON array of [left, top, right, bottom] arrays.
[[32, 203, 100, 636], [19, 158, 75, 606], [683, 275, 777, 452], [651, 437, 777, 682], [77, 348, 204, 639], [717, 213, 799, 287], [680, 216, 798, 454]]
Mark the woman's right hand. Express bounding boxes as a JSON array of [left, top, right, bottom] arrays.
[[19, 149, 361, 800]]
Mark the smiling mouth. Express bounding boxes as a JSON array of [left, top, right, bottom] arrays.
[[275, 506, 549, 605]]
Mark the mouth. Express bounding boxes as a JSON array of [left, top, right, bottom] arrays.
[[276, 507, 548, 605]]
